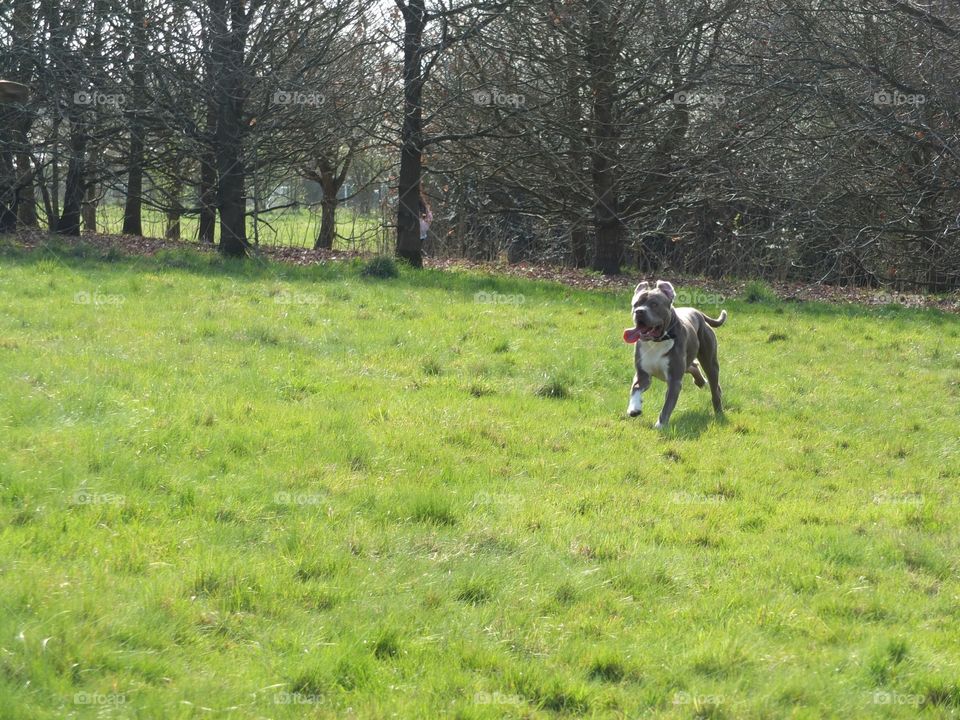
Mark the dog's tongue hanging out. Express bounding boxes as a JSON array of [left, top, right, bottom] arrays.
[[624, 325, 662, 343]]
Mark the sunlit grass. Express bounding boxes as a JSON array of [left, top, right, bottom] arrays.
[[82, 204, 388, 251], [0, 239, 958, 718]]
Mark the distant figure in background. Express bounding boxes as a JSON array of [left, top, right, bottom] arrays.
[[418, 189, 433, 243]]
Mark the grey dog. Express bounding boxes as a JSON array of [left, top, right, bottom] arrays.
[[623, 280, 727, 428]]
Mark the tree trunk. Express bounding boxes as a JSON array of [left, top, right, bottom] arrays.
[[313, 162, 347, 250], [11, 0, 35, 227], [198, 138, 217, 244], [571, 219, 589, 268], [122, 0, 146, 236], [17, 153, 38, 228], [0, 110, 16, 232], [197, 17, 218, 245], [57, 118, 86, 236], [82, 181, 97, 232], [0, 90, 21, 231], [316, 196, 338, 249], [122, 126, 144, 235], [58, 0, 105, 237], [166, 216, 181, 240], [50, 125, 60, 222], [395, 0, 426, 267], [587, 0, 623, 275], [33, 155, 56, 230], [165, 177, 183, 240], [166, 203, 182, 240], [564, 32, 589, 269], [209, 0, 249, 257], [216, 139, 247, 255]]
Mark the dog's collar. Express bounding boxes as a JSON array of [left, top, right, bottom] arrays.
[[651, 314, 678, 342]]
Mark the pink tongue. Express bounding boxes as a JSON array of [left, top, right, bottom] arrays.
[[623, 327, 643, 344]]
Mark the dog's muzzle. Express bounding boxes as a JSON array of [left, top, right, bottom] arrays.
[[624, 324, 664, 343]]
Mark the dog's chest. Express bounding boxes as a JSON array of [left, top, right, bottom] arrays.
[[637, 339, 674, 381]]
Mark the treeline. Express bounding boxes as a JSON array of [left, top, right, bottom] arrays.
[[1, 0, 958, 288]]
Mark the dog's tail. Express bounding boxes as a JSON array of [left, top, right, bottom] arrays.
[[703, 309, 727, 328]]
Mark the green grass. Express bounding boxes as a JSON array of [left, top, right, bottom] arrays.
[[88, 204, 388, 251], [0, 237, 959, 718], [742, 279, 779, 305]]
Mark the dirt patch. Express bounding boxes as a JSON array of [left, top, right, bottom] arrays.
[[425, 258, 960, 313]]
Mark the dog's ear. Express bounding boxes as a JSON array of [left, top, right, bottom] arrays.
[[633, 281, 650, 295], [655, 280, 676, 302]]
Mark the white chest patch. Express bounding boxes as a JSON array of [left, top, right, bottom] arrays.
[[638, 339, 675, 381]]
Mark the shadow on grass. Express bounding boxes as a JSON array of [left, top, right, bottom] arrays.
[[668, 409, 727, 440], [0, 235, 589, 306], [1, 235, 956, 323], [732, 294, 958, 326]]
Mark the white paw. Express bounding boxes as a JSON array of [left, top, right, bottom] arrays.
[[627, 389, 643, 416], [654, 420, 667, 430]]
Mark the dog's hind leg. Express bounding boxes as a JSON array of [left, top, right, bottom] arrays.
[[702, 357, 722, 414], [687, 361, 706, 388]]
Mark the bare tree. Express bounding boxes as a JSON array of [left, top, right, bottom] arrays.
[[389, 0, 512, 267]]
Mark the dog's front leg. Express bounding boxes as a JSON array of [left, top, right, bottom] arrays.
[[627, 370, 651, 417], [655, 377, 683, 429]]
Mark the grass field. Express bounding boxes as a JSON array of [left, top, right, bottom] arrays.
[[88, 205, 389, 251], [0, 237, 958, 719]]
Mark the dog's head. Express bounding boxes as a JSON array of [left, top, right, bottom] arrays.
[[625, 280, 675, 343]]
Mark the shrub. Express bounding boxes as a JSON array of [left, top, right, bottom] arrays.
[[742, 280, 778, 304], [361, 256, 399, 279]]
